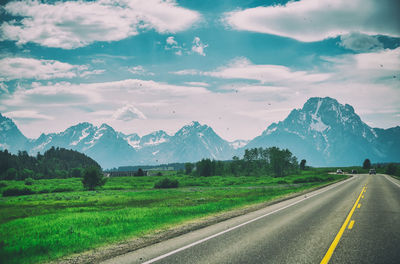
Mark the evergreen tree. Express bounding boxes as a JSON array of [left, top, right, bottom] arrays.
[[363, 159, 371, 170], [185, 163, 193, 175], [136, 168, 145, 176], [300, 159, 307, 170]]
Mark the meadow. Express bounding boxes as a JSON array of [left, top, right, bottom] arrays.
[[0, 170, 347, 264]]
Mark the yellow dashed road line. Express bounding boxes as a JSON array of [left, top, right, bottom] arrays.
[[320, 186, 365, 264]]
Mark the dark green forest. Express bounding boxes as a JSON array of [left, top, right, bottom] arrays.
[[0, 147, 101, 180]]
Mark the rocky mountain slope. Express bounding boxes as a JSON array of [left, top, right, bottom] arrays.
[[1, 97, 399, 168]]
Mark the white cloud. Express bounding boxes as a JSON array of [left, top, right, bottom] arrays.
[[165, 36, 184, 55], [165, 36, 208, 56], [1, 48, 399, 140], [322, 47, 400, 80], [224, 0, 400, 42], [0, 57, 103, 81], [191, 37, 208, 56], [166, 36, 178, 46], [1, 0, 201, 49], [1, 79, 209, 109], [173, 69, 200, 75], [4, 110, 53, 120], [184, 82, 210, 87], [128, 66, 154, 76], [339, 33, 384, 52], [173, 57, 330, 84], [91, 58, 106, 64], [112, 104, 146, 121]]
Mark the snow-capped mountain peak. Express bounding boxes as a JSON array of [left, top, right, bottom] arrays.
[[248, 97, 398, 166], [1, 97, 399, 168], [140, 130, 170, 147], [175, 121, 211, 137]]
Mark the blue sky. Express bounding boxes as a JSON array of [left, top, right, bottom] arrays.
[[0, 0, 399, 141]]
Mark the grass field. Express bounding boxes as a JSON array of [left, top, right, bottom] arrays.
[[0, 170, 346, 264]]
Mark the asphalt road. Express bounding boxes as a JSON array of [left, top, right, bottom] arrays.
[[102, 174, 400, 264]]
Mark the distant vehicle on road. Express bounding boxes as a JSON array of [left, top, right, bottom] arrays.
[[336, 169, 343, 174], [351, 170, 357, 174], [369, 169, 376, 175]]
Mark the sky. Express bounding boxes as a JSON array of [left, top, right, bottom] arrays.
[[0, 0, 399, 141]]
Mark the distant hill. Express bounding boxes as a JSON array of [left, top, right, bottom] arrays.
[[0, 97, 399, 168]]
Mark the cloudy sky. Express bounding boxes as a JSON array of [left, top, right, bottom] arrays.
[[0, 0, 399, 141]]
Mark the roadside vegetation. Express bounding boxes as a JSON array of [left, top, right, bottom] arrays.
[[0, 169, 346, 264], [0, 147, 355, 264]]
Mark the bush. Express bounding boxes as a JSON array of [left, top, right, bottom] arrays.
[[386, 163, 397, 175], [3, 187, 35, 197], [0, 182, 7, 188], [277, 180, 288, 184], [24, 177, 34, 186], [82, 167, 106, 190], [154, 178, 179, 189]]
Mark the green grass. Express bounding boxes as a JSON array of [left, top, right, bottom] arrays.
[[0, 171, 346, 264]]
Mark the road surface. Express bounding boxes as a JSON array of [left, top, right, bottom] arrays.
[[102, 174, 400, 264]]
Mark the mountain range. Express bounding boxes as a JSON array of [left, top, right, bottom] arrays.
[[1, 97, 399, 168]]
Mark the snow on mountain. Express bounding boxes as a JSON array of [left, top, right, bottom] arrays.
[[140, 130, 170, 147], [248, 97, 399, 166], [120, 133, 141, 149], [229, 139, 249, 149], [134, 121, 235, 165]]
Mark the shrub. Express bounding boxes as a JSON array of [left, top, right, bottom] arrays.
[[277, 180, 288, 184], [154, 178, 179, 189], [52, 187, 73, 193], [0, 182, 7, 188], [24, 177, 34, 186], [3, 187, 35, 197], [82, 167, 106, 190], [293, 176, 324, 184], [386, 163, 397, 175]]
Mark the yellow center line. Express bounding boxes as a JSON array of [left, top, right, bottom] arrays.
[[320, 186, 365, 264], [348, 220, 355, 230], [357, 204, 361, 208]]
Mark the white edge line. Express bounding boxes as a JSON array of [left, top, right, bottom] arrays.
[[142, 175, 357, 264], [384, 174, 400, 188]]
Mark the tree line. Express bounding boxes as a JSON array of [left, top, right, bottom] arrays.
[[0, 147, 102, 180], [189, 147, 301, 177], [363, 158, 399, 176]]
